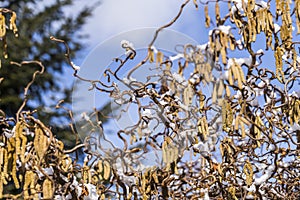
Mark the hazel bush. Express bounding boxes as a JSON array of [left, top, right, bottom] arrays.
[[1, 0, 300, 199]]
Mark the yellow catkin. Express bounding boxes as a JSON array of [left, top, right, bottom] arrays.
[[209, 34, 215, 51], [11, 148, 20, 189], [2, 149, 8, 185], [215, 2, 220, 24], [0, 146, 6, 198], [266, 10, 274, 32], [162, 139, 168, 164], [292, 48, 297, 70], [289, 99, 295, 125], [228, 66, 233, 85], [254, 116, 262, 137], [197, 90, 205, 110], [243, 160, 253, 186], [247, 0, 255, 11], [275, 47, 285, 83], [231, 62, 243, 87], [223, 32, 229, 48], [15, 122, 22, 158], [148, 49, 155, 63], [167, 146, 174, 165], [0, 179, 2, 199], [162, 136, 177, 170], [183, 84, 193, 106], [0, 147, 4, 170], [103, 160, 111, 180], [24, 170, 36, 198], [280, 1, 292, 49], [276, 0, 282, 19], [295, 100, 300, 123], [222, 100, 227, 130], [204, 63, 212, 83], [221, 32, 228, 47], [246, 0, 256, 43], [34, 126, 48, 159], [222, 100, 233, 132], [201, 116, 208, 141], [228, 186, 238, 200], [212, 82, 218, 104], [230, 61, 238, 81], [251, 18, 257, 42], [296, 0, 300, 34], [240, 119, 246, 138], [31, 180, 39, 200], [82, 166, 91, 183], [0, 13, 6, 38], [290, 100, 300, 125], [20, 135, 27, 164], [242, 26, 249, 44], [14, 122, 28, 163], [7, 137, 15, 184], [152, 171, 159, 184], [204, 5, 210, 28], [225, 84, 231, 97], [9, 12, 18, 37], [217, 80, 224, 99], [284, 1, 292, 25], [197, 118, 204, 140], [256, 9, 262, 34], [97, 160, 103, 175], [220, 142, 224, 157], [156, 51, 163, 65], [234, 115, 240, 131], [43, 178, 53, 199], [237, 64, 246, 83], [255, 116, 263, 147]]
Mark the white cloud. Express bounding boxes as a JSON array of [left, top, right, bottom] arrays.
[[73, 0, 199, 49]]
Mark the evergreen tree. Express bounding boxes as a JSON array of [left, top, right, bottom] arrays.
[[0, 0, 96, 124], [0, 0, 100, 149]]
